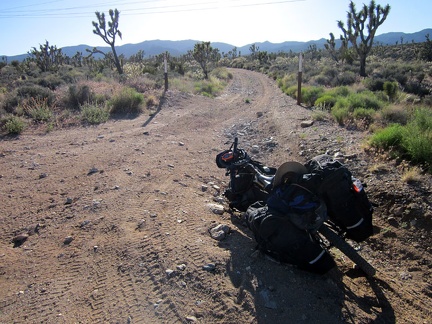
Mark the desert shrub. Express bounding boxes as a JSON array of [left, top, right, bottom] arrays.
[[80, 103, 110, 124], [313, 74, 330, 86], [378, 105, 409, 125], [286, 85, 298, 98], [194, 76, 225, 98], [68, 84, 94, 109], [395, 108, 432, 166], [404, 80, 430, 97], [334, 71, 357, 86], [331, 104, 350, 125], [370, 108, 432, 166], [210, 67, 233, 81], [369, 124, 404, 149], [169, 76, 195, 93], [352, 107, 376, 122], [277, 74, 296, 93], [109, 87, 144, 115], [16, 84, 55, 105], [2, 115, 26, 134], [364, 78, 385, 92], [346, 91, 384, 111], [329, 86, 351, 97], [37, 74, 65, 90], [124, 76, 157, 93], [146, 94, 159, 108], [314, 94, 337, 110], [21, 97, 53, 122], [301, 86, 325, 106], [383, 81, 398, 101]]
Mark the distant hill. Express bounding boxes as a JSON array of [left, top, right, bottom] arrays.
[[3, 28, 431, 62]]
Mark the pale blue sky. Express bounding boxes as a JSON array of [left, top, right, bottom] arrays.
[[1, 0, 431, 56]]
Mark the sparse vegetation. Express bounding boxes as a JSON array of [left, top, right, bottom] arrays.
[[80, 103, 110, 124], [2, 115, 26, 134], [109, 87, 144, 115]]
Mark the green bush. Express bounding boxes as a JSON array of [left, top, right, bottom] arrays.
[[369, 124, 404, 149], [370, 108, 432, 167], [352, 107, 376, 122], [402, 108, 432, 163], [331, 105, 350, 125], [329, 86, 351, 97], [2, 115, 26, 134], [109, 87, 144, 115], [314, 94, 337, 110], [194, 77, 225, 98], [346, 91, 384, 111], [16, 84, 55, 105], [81, 103, 110, 124], [301, 86, 325, 106], [210, 67, 233, 81], [383, 81, 398, 101]]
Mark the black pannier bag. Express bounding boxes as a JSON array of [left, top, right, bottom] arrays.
[[216, 149, 276, 211], [303, 155, 374, 242], [244, 201, 336, 274]]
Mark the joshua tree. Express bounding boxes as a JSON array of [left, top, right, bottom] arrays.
[[337, 1, 390, 77], [192, 41, 220, 79], [89, 8, 123, 75], [28, 41, 64, 72]]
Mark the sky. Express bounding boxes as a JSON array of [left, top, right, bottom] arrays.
[[1, 0, 431, 56]]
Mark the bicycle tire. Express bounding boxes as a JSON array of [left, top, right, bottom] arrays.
[[319, 225, 376, 277]]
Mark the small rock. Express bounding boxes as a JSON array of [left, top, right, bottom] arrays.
[[80, 220, 90, 228], [177, 264, 187, 271], [165, 269, 175, 277], [207, 203, 224, 215], [65, 197, 73, 205], [12, 233, 29, 245], [185, 316, 197, 322], [251, 145, 260, 154], [201, 185, 208, 192], [63, 236, 74, 245], [179, 142, 185, 146], [87, 167, 99, 175], [39, 173, 47, 179], [136, 219, 146, 230], [212, 196, 225, 204], [202, 263, 216, 271], [300, 120, 314, 128], [400, 271, 412, 280], [209, 224, 230, 241]]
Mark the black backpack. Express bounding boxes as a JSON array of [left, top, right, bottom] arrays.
[[244, 201, 335, 274], [302, 155, 374, 242]]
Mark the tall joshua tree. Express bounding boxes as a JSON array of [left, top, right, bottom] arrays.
[[90, 8, 123, 75], [338, 1, 390, 77]]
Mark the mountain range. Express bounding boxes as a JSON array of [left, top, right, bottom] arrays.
[[3, 28, 431, 62]]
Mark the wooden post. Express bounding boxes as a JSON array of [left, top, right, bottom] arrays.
[[297, 52, 303, 105], [164, 53, 168, 92]]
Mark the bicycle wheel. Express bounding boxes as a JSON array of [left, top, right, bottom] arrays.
[[319, 225, 376, 277]]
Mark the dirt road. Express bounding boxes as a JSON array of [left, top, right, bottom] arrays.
[[1, 69, 431, 323]]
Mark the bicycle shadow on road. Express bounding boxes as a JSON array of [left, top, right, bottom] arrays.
[[222, 212, 395, 323]]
